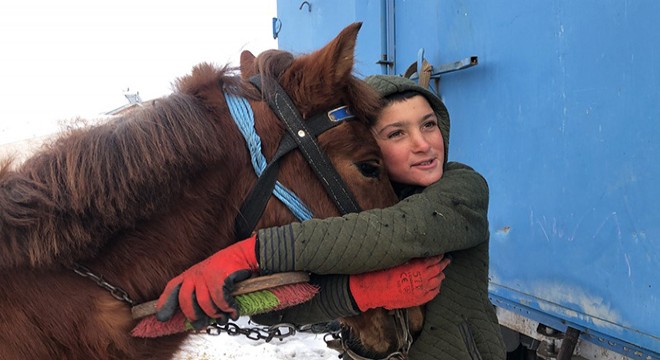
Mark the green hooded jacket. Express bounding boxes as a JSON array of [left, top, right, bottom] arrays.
[[251, 75, 506, 360]]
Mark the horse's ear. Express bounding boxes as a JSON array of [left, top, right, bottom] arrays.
[[240, 50, 257, 79], [299, 22, 362, 84], [327, 22, 362, 82]]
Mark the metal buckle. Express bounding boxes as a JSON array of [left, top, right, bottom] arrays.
[[327, 105, 354, 122]]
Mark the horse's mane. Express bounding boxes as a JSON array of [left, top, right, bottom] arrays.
[[0, 66, 244, 269]]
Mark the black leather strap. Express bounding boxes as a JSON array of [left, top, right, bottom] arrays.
[[233, 76, 362, 238], [234, 135, 292, 239], [250, 75, 361, 215]]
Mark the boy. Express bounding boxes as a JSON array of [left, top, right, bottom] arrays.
[[157, 75, 506, 359]]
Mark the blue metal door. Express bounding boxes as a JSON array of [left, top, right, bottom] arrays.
[[275, 1, 660, 357]]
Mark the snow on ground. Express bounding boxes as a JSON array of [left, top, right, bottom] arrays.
[[173, 317, 341, 360]]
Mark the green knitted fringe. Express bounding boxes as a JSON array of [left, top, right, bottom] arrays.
[[236, 290, 281, 315]]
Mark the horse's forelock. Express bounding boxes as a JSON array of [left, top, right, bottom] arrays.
[[256, 49, 295, 79], [248, 49, 295, 99]]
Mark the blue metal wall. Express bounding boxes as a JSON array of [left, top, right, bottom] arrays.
[[274, 0, 383, 75], [276, 0, 659, 357]]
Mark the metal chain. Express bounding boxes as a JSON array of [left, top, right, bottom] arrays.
[[206, 322, 296, 342], [72, 263, 135, 306], [205, 320, 341, 343]]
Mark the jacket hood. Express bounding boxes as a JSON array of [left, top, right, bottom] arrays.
[[365, 75, 450, 165]]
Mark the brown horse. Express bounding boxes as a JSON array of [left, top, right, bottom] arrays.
[[0, 23, 421, 360]]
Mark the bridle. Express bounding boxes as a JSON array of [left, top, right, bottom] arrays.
[[233, 74, 362, 238]]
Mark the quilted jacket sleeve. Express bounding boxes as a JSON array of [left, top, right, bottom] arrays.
[[257, 162, 489, 275], [251, 274, 359, 326]]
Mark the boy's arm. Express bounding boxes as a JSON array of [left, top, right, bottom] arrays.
[[156, 162, 481, 324], [253, 254, 449, 325], [258, 162, 489, 275]]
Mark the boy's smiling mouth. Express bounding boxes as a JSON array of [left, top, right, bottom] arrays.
[[412, 158, 437, 168]]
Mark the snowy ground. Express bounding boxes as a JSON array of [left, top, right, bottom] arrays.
[[173, 317, 341, 360]]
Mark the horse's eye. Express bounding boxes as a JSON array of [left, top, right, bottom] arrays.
[[355, 160, 381, 179]]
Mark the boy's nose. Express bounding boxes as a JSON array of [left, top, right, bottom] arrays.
[[410, 132, 432, 152]]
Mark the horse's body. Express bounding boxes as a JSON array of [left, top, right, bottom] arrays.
[[0, 23, 422, 360]]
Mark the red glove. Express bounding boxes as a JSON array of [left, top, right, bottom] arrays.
[[349, 255, 450, 311], [156, 235, 258, 327]]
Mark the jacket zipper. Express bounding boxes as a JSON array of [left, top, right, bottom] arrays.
[[459, 321, 483, 360]]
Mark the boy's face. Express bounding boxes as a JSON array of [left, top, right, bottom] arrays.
[[371, 95, 445, 187]]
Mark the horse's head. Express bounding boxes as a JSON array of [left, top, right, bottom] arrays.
[[240, 22, 398, 222], [240, 23, 425, 359]]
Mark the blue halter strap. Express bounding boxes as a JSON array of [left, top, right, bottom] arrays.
[[224, 92, 313, 221]]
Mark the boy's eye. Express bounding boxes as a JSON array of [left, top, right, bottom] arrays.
[[387, 130, 403, 139], [423, 120, 438, 128]]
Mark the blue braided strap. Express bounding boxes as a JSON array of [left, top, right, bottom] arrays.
[[224, 92, 313, 221]]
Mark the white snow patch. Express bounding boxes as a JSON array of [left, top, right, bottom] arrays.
[[173, 317, 341, 360]]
